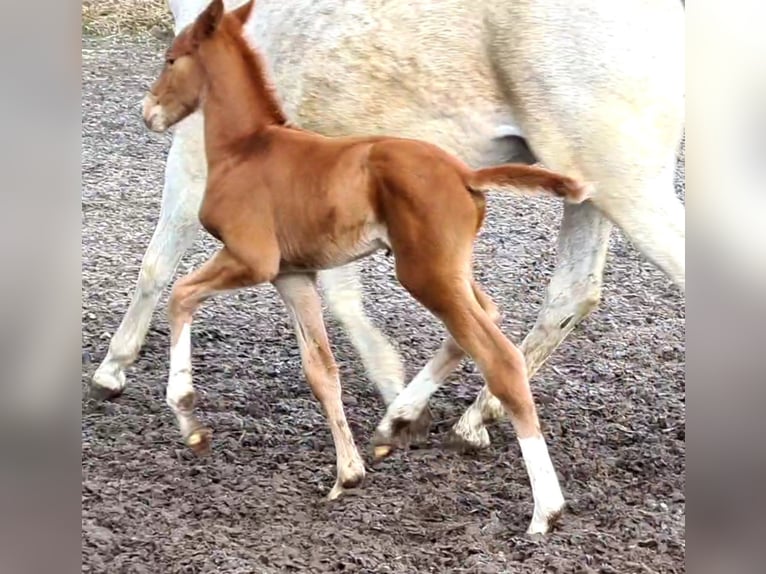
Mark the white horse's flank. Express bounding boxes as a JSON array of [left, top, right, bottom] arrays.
[[92, 0, 684, 482]]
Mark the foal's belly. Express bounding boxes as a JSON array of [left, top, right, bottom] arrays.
[[278, 222, 391, 274]]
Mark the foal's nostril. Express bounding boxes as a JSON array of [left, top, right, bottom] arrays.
[[141, 105, 160, 130], [140, 94, 163, 131], [143, 112, 155, 129]]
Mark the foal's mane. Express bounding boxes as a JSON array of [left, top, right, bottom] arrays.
[[217, 12, 289, 127]]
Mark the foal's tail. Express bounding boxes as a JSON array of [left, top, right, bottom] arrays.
[[464, 163, 594, 204]]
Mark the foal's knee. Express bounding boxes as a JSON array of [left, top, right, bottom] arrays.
[[167, 280, 196, 324]]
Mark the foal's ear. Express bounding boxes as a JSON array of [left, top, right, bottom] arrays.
[[193, 0, 225, 41], [231, 0, 255, 26]]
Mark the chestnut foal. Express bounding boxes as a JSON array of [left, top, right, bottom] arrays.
[[142, 0, 589, 533]]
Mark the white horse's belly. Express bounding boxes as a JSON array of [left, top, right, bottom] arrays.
[[248, 0, 526, 169]]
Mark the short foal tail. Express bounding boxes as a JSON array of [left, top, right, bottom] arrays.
[[465, 164, 593, 204]]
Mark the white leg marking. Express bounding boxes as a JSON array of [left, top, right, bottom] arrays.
[[169, 323, 192, 384], [166, 323, 197, 437], [518, 435, 566, 535]]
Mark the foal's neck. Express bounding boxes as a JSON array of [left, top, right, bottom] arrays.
[[199, 28, 287, 163]]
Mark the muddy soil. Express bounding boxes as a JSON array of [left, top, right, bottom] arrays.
[[82, 36, 685, 573]]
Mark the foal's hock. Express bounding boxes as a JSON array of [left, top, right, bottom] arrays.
[[141, 0, 591, 535]]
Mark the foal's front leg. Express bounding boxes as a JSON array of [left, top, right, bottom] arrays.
[[273, 273, 366, 500], [166, 248, 254, 454]]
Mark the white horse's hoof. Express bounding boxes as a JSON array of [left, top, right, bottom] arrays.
[[90, 363, 126, 401], [526, 502, 566, 535], [447, 421, 491, 452]]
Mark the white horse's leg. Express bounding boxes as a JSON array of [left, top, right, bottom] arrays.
[[91, 116, 205, 399], [450, 201, 613, 448], [371, 334, 463, 450], [452, 157, 684, 449], [319, 264, 406, 404], [593, 162, 685, 290], [439, 0, 684, 452], [371, 282, 501, 449], [321, 264, 434, 439]]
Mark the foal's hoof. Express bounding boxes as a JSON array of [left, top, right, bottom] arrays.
[[446, 423, 491, 453], [186, 427, 213, 456], [327, 463, 366, 500], [372, 444, 393, 461], [373, 406, 434, 456], [370, 406, 433, 462]]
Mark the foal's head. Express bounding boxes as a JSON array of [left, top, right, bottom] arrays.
[[142, 0, 255, 132]]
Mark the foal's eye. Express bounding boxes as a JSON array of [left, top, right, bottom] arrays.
[[166, 57, 176, 66]]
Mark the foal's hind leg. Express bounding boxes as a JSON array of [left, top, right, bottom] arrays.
[[165, 247, 254, 455], [450, 201, 612, 449], [392, 267, 565, 534], [274, 273, 366, 500], [372, 283, 499, 453]]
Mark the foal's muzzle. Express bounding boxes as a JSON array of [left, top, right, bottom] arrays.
[[141, 94, 168, 132]]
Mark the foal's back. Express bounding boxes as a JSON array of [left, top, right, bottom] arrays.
[[205, 126, 482, 271], [215, 126, 472, 208]]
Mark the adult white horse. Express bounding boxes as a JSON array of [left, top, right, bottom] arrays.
[[92, 0, 684, 459]]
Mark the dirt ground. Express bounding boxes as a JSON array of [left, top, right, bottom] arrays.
[[81, 35, 685, 573]]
